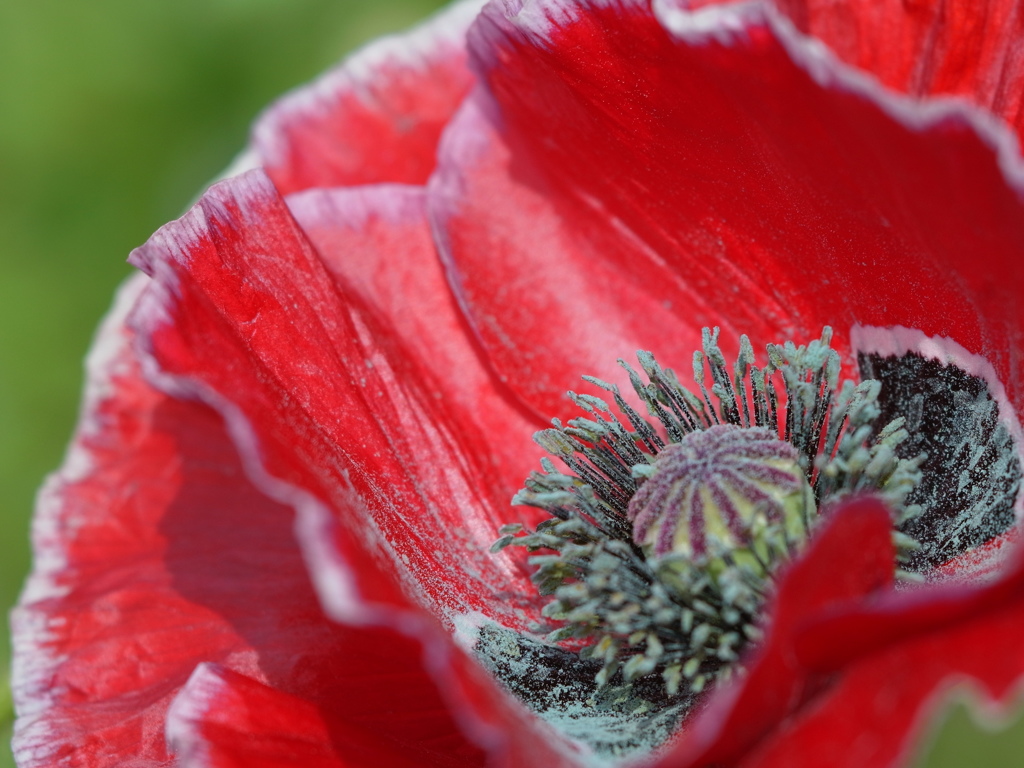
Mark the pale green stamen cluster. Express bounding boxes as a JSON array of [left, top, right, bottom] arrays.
[[494, 327, 924, 700]]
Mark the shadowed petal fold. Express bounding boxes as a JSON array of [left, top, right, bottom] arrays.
[[168, 663, 487, 768], [11, 275, 484, 768], [129, 169, 540, 628]]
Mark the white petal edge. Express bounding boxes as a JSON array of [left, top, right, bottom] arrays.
[[469, 0, 1024, 203], [251, 0, 487, 172], [165, 664, 219, 768], [10, 272, 150, 766], [650, 0, 1024, 195]]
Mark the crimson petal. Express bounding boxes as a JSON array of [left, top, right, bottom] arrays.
[[795, 539, 1024, 677], [167, 662, 488, 768], [284, 183, 543, 518], [743, 575, 1024, 768], [11, 276, 481, 768], [167, 665, 346, 768], [253, 0, 483, 194], [128, 170, 582, 766], [430, 0, 1024, 420], [773, 0, 1024, 141]]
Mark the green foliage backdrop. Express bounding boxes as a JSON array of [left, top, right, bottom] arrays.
[[0, 1, 1021, 766]]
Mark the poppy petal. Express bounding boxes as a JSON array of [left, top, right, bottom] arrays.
[[284, 183, 543, 522], [253, 0, 484, 194], [430, 0, 1024, 420], [130, 169, 542, 628], [11, 275, 481, 767], [773, 0, 1024, 140], [743, 568, 1024, 768], [793, 548, 1024, 678], [166, 662, 489, 768], [167, 665, 346, 768], [127, 170, 581, 765]]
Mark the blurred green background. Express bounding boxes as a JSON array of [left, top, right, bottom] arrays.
[[0, 1, 1022, 766]]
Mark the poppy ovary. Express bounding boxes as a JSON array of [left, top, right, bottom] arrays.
[[629, 424, 815, 564]]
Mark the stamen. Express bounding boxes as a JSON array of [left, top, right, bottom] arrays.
[[493, 327, 925, 709]]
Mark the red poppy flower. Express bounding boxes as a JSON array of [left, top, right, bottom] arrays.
[[12, 1, 1024, 767]]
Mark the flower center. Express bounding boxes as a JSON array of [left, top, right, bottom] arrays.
[[492, 328, 924, 701], [479, 327, 1023, 760]]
